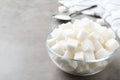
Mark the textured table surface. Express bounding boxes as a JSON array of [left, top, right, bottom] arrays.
[[0, 0, 120, 80]]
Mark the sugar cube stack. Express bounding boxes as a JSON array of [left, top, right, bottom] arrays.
[[47, 18, 120, 61]]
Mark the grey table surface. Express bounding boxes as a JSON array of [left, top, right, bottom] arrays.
[[0, 0, 120, 80]]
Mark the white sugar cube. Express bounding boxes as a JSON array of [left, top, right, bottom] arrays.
[[105, 39, 120, 51], [77, 29, 88, 41], [96, 26, 107, 34], [53, 56, 77, 72], [47, 38, 56, 47], [73, 21, 85, 32], [93, 22, 104, 32], [51, 28, 64, 40], [95, 48, 110, 59], [66, 38, 79, 51], [73, 19, 87, 26], [75, 62, 90, 73], [60, 59, 78, 72], [51, 41, 66, 56], [58, 6, 67, 13], [81, 39, 95, 51], [73, 18, 89, 32], [88, 32, 100, 41], [63, 50, 74, 59], [67, 60, 78, 70], [94, 40, 103, 51], [59, 22, 73, 30], [100, 28, 115, 41], [83, 20, 96, 32], [62, 60, 78, 71], [88, 61, 106, 72], [84, 51, 96, 61], [74, 51, 84, 61], [107, 28, 116, 39], [63, 29, 75, 39]]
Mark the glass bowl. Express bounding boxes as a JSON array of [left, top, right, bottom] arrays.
[[46, 32, 118, 76]]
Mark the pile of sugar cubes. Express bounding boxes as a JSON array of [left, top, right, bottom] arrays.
[[47, 18, 119, 61], [47, 18, 120, 73]]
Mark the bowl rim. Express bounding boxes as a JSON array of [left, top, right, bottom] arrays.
[[46, 32, 119, 63]]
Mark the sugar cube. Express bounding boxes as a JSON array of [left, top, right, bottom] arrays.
[[83, 20, 96, 32], [88, 32, 100, 41], [63, 29, 75, 39], [94, 40, 103, 51], [105, 39, 120, 51], [51, 28, 64, 40], [77, 29, 88, 41], [59, 59, 78, 72], [59, 22, 73, 30], [74, 51, 84, 61], [81, 39, 95, 51], [66, 38, 79, 51], [84, 51, 96, 61], [51, 41, 66, 56], [95, 48, 110, 59], [63, 50, 74, 59], [100, 28, 115, 41], [75, 62, 90, 73], [58, 6, 67, 13], [47, 38, 56, 47]]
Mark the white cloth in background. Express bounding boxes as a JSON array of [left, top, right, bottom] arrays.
[[58, 0, 120, 38], [59, 0, 100, 11]]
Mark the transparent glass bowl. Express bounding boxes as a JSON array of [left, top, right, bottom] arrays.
[[46, 34, 118, 76]]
